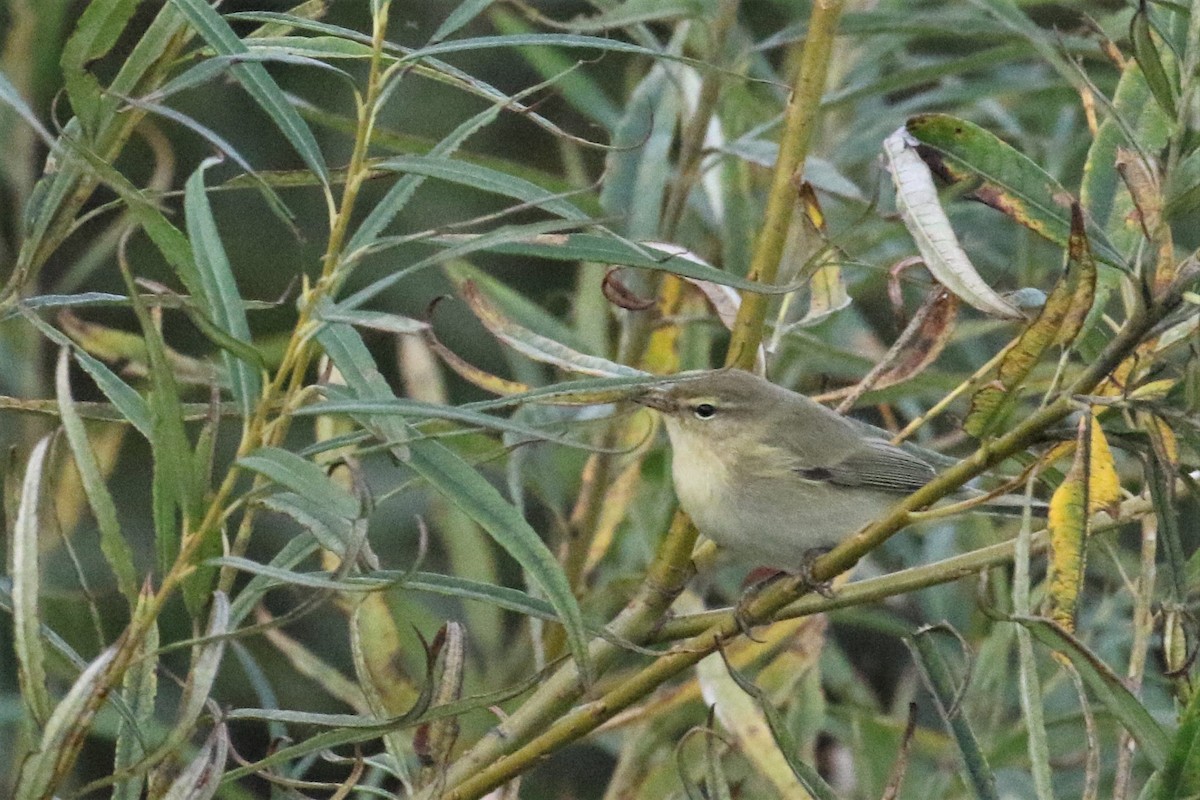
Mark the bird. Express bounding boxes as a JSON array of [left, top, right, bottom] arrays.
[[635, 368, 1040, 572]]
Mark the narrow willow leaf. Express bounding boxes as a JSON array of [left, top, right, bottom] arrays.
[[56, 348, 138, 603], [145, 592, 230, 785], [399, 570, 556, 620], [58, 309, 218, 387], [905, 114, 1124, 267], [0, 69, 53, 145], [341, 218, 591, 311], [118, 260, 203, 604], [965, 204, 1095, 437], [1014, 625, 1055, 800], [184, 157, 263, 418], [490, 8, 621, 130], [238, 446, 360, 520], [884, 125, 1022, 318], [227, 534, 320, 625], [1158, 668, 1200, 799], [907, 627, 998, 800], [1017, 616, 1169, 769], [21, 302, 154, 441], [376, 155, 588, 221], [76, 354, 154, 439], [210, 555, 394, 593], [259, 492, 355, 556], [445, 260, 593, 353], [715, 645, 839, 800], [315, 321, 593, 680], [298, 390, 601, 450], [112, 614, 158, 800], [1083, 62, 1172, 258], [316, 306, 429, 335], [15, 3, 192, 291], [437, 234, 787, 293], [601, 62, 679, 240], [227, 11, 631, 150], [429, 0, 494, 43], [160, 723, 227, 800], [415, 622, 466, 792], [835, 289, 958, 411], [60, 0, 144, 132], [696, 651, 813, 798], [396, 32, 665, 65], [1055, 205, 1099, 347], [1046, 417, 1090, 633], [346, 103, 506, 255], [11, 435, 54, 725], [169, 0, 328, 184], [1130, 2, 1177, 118], [460, 280, 644, 378], [1164, 146, 1200, 220], [148, 48, 357, 103], [14, 646, 119, 800]]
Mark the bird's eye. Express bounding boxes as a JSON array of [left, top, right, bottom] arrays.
[[693, 403, 716, 420]]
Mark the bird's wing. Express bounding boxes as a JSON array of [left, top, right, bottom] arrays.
[[795, 438, 937, 494]]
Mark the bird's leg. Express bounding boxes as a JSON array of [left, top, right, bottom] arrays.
[[733, 568, 786, 642], [796, 547, 835, 599]]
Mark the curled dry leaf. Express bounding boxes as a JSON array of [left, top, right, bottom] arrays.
[[883, 126, 1024, 319], [601, 268, 655, 311]]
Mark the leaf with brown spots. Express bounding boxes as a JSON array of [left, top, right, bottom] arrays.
[[906, 114, 1123, 267]]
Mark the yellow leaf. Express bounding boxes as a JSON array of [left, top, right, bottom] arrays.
[[1045, 419, 1089, 633], [1085, 412, 1121, 517]]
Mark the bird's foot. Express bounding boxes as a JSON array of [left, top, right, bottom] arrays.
[[797, 547, 835, 599], [733, 569, 786, 642]]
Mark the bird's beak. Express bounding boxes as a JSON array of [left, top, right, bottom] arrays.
[[633, 387, 676, 414]]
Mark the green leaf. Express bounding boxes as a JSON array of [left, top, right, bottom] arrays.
[[1017, 616, 1170, 769], [907, 627, 999, 800], [112, 615, 158, 800], [298, 389, 606, 450], [375, 155, 589, 221], [184, 157, 264, 418], [432, 233, 793, 293], [314, 320, 594, 681], [716, 646, 841, 800], [10, 436, 55, 726], [140, 593, 230, 780], [315, 306, 428, 335], [1158, 677, 1200, 799], [0, 68, 53, 145], [905, 113, 1125, 267], [1130, 2, 1177, 118], [490, 8, 621, 130], [601, 62, 679, 240], [346, 103, 506, 255], [238, 446, 360, 520], [56, 348, 139, 604], [118, 258, 205, 610], [170, 0, 328, 185], [429, 0, 494, 43], [1164, 145, 1200, 220], [258, 492, 357, 557], [19, 308, 154, 439], [60, 0, 144, 132]]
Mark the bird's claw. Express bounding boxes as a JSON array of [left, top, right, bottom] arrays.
[[798, 547, 835, 599]]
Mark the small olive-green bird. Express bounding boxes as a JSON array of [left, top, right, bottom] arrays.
[[636, 369, 1036, 570]]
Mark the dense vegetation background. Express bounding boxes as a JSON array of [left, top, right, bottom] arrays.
[[1, 0, 1199, 798]]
